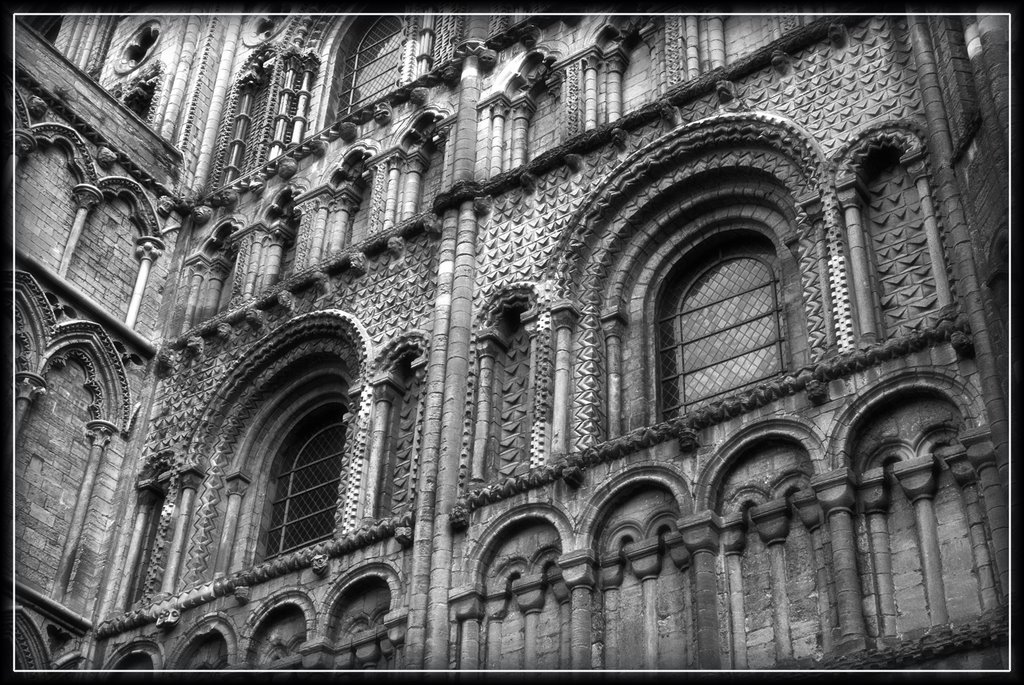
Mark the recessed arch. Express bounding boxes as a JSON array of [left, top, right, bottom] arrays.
[[464, 505, 574, 584], [579, 464, 692, 548]]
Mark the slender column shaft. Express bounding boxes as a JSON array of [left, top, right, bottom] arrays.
[[684, 16, 700, 78], [827, 508, 865, 641], [583, 59, 599, 130], [569, 585, 592, 668], [459, 616, 481, 668], [489, 108, 505, 178], [330, 196, 356, 255], [160, 477, 199, 594], [865, 511, 898, 638], [183, 267, 206, 329], [706, 17, 725, 69], [471, 344, 498, 484], [200, 266, 226, 321], [602, 317, 624, 439], [114, 490, 158, 610], [215, 473, 250, 575], [510, 108, 531, 167], [725, 553, 746, 667], [605, 54, 625, 123], [892, 458, 948, 625], [550, 305, 577, 457], [364, 381, 397, 520], [161, 16, 201, 139], [383, 162, 402, 230], [261, 232, 285, 290], [642, 577, 658, 667], [194, 18, 242, 187], [59, 185, 102, 277], [523, 609, 541, 665], [839, 186, 878, 344], [691, 549, 720, 667], [241, 238, 263, 298], [401, 159, 425, 220], [58, 421, 116, 598], [125, 239, 163, 330], [909, 171, 953, 306], [290, 69, 314, 144], [943, 451, 999, 609], [14, 373, 47, 438]]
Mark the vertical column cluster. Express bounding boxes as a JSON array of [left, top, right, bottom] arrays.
[[477, 94, 535, 178], [269, 49, 320, 160]]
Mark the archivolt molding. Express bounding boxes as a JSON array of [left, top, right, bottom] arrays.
[[97, 175, 161, 236], [14, 610, 49, 670], [547, 110, 833, 294], [103, 637, 164, 669], [321, 561, 403, 621], [40, 319, 133, 431], [14, 271, 57, 372], [242, 587, 318, 640], [825, 367, 982, 472], [462, 504, 574, 583], [578, 464, 693, 548], [14, 87, 31, 128], [28, 122, 100, 185], [475, 280, 549, 329], [693, 415, 824, 512], [371, 329, 430, 374], [166, 613, 238, 669], [832, 117, 931, 181]]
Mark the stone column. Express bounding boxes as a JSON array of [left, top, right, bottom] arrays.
[[509, 96, 535, 168], [858, 467, 897, 643], [720, 513, 747, 668], [598, 553, 624, 668], [678, 510, 723, 668], [600, 312, 627, 439], [416, 17, 434, 76], [215, 471, 251, 575], [114, 483, 163, 611], [363, 374, 401, 521], [488, 103, 507, 178], [58, 419, 117, 597], [751, 499, 794, 662], [182, 259, 207, 329], [706, 16, 726, 69], [161, 467, 203, 594], [901, 151, 954, 307], [483, 593, 508, 668], [550, 301, 579, 458], [201, 257, 230, 320], [791, 489, 834, 653], [58, 184, 103, 277], [836, 177, 878, 345], [400, 152, 428, 221], [224, 89, 255, 183], [290, 62, 315, 144], [604, 47, 628, 123], [329, 186, 361, 256], [125, 237, 164, 330], [624, 537, 663, 669], [193, 17, 242, 188], [382, 157, 402, 230], [471, 330, 506, 485], [240, 233, 263, 300], [549, 571, 571, 667], [512, 573, 546, 667], [810, 468, 866, 653], [451, 588, 484, 669], [684, 16, 701, 79], [302, 197, 331, 269], [940, 445, 998, 609], [14, 372, 47, 438], [558, 550, 596, 669], [892, 455, 948, 626], [583, 54, 600, 131], [259, 227, 288, 292]]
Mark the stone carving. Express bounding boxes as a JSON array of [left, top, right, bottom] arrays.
[[154, 607, 180, 631], [310, 554, 329, 576]]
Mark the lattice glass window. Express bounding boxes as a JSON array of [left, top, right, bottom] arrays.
[[337, 16, 404, 116], [265, 423, 344, 558], [659, 255, 782, 418]]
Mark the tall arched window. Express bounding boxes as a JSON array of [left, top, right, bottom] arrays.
[[335, 16, 404, 117], [265, 405, 346, 559], [658, 245, 783, 418]]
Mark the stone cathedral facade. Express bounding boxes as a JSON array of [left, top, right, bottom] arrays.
[[8, 7, 1011, 672]]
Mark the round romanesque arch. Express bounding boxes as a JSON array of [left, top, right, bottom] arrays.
[[578, 464, 692, 548], [167, 614, 238, 669], [242, 588, 317, 667], [105, 638, 164, 669]]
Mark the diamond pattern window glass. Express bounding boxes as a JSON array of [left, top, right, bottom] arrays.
[[265, 423, 345, 559], [337, 16, 404, 117], [659, 255, 783, 418]]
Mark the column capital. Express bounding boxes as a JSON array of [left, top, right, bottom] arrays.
[[790, 488, 824, 531], [135, 236, 166, 262], [623, 536, 663, 581], [891, 455, 938, 503], [511, 573, 547, 614], [677, 510, 722, 553], [899, 148, 929, 181], [370, 373, 404, 396], [598, 552, 624, 589], [966, 440, 997, 472], [476, 327, 509, 355], [835, 175, 867, 209], [15, 129, 37, 159], [550, 300, 580, 331], [15, 372, 48, 402], [225, 470, 251, 496], [719, 513, 747, 555], [178, 466, 205, 491], [85, 419, 118, 447], [72, 183, 103, 210], [603, 44, 630, 71], [663, 531, 690, 569], [557, 550, 596, 588], [599, 310, 628, 336], [810, 467, 858, 514], [449, 586, 484, 621], [750, 498, 791, 545], [510, 94, 536, 119], [857, 466, 890, 514], [935, 444, 974, 487], [136, 481, 166, 506]]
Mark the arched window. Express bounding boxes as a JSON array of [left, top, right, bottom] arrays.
[[265, 405, 346, 559], [658, 246, 783, 418], [335, 16, 404, 117]]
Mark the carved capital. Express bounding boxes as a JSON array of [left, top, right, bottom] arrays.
[[891, 455, 937, 503], [450, 587, 484, 621], [557, 550, 596, 589], [15, 129, 37, 158], [857, 466, 890, 514], [935, 445, 974, 487], [15, 372, 47, 403], [623, 536, 663, 581], [135, 236, 165, 262], [750, 498, 791, 545], [598, 552, 624, 589], [790, 488, 823, 531], [511, 573, 546, 614], [225, 471, 251, 496], [965, 440, 996, 473], [835, 176, 866, 209], [810, 467, 858, 514], [85, 419, 118, 447], [71, 183, 103, 210], [550, 300, 580, 331], [178, 466, 204, 492], [719, 512, 747, 555], [677, 510, 722, 554]]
